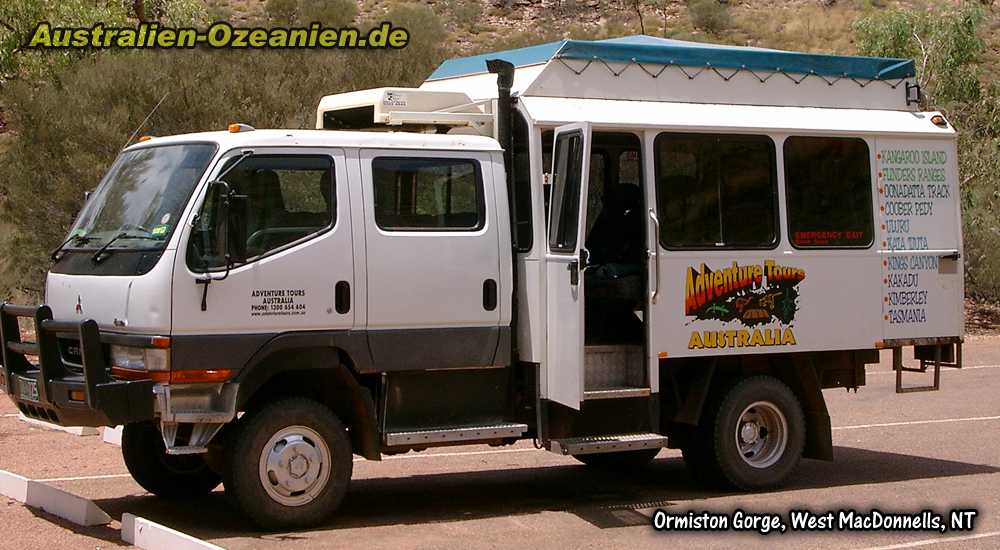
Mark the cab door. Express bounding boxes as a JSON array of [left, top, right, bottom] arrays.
[[545, 123, 592, 410], [358, 150, 503, 371], [173, 148, 355, 341]]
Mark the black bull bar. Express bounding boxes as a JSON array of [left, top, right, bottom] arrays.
[[0, 303, 154, 427]]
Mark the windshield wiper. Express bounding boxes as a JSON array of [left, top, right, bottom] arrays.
[[50, 234, 95, 261], [91, 232, 160, 263]]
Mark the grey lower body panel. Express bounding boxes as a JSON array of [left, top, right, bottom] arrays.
[[368, 326, 509, 371]]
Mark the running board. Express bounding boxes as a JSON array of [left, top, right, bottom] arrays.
[[384, 423, 528, 447], [548, 433, 667, 456], [583, 387, 650, 400]]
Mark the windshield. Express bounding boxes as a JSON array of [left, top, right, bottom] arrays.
[[67, 143, 217, 250]]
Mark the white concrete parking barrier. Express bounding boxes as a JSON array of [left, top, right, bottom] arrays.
[[103, 425, 123, 446], [0, 469, 29, 503], [18, 414, 100, 436], [122, 513, 224, 550], [0, 469, 111, 526], [25, 480, 111, 526]]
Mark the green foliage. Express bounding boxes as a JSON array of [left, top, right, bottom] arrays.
[[688, 0, 730, 35], [854, 5, 985, 105], [0, 0, 207, 83], [0, 0, 128, 83], [957, 93, 1000, 300], [856, 4, 1000, 300], [0, 4, 448, 298], [364, 3, 446, 69]]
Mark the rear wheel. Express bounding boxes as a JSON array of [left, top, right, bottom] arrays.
[[224, 398, 353, 530], [686, 376, 805, 490], [121, 421, 222, 498], [574, 448, 660, 469]]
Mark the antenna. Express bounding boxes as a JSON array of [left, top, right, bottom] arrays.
[[122, 91, 169, 149]]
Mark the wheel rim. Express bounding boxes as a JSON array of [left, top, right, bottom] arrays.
[[258, 425, 332, 507], [734, 400, 788, 469]]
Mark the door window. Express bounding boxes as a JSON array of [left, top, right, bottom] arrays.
[[372, 157, 484, 231], [187, 155, 335, 271], [548, 131, 584, 252]]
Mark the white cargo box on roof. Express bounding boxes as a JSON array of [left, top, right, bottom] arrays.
[[316, 87, 492, 130]]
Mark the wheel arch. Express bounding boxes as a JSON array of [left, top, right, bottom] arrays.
[[662, 352, 841, 461], [234, 335, 380, 461]]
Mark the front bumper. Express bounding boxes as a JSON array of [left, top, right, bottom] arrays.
[[0, 303, 154, 427]]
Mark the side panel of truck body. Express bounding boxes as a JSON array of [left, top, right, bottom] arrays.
[[876, 138, 963, 341], [517, 98, 960, 404]]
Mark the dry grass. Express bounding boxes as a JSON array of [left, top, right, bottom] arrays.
[[966, 298, 1000, 335], [730, 3, 864, 53]]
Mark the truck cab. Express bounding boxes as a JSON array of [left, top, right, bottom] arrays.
[[1, 35, 965, 530]]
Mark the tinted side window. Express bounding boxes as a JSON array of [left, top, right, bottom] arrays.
[[655, 133, 778, 249], [784, 137, 873, 248], [188, 155, 335, 271], [512, 112, 533, 252], [372, 157, 484, 231]]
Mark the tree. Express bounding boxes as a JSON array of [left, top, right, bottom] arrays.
[[853, 5, 985, 106], [855, 4, 1000, 300]]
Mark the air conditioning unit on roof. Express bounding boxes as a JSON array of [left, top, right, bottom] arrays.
[[316, 87, 493, 131]]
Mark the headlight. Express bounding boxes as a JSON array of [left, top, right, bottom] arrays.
[[110, 345, 170, 371]]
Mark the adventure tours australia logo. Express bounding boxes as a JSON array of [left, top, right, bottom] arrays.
[[684, 260, 806, 350]]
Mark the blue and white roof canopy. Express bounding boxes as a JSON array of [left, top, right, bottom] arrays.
[[420, 35, 919, 111]]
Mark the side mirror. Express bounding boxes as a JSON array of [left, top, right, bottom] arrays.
[[206, 179, 245, 267], [227, 193, 248, 264]]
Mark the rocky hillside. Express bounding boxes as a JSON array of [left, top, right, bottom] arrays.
[[213, 0, 997, 63]]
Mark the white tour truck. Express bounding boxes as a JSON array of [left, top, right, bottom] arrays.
[[0, 36, 964, 529]]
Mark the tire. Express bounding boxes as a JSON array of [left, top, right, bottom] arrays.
[[121, 421, 222, 499], [574, 448, 660, 469], [224, 398, 353, 531], [709, 376, 805, 490]]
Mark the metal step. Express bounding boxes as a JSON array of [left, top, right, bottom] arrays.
[[549, 432, 667, 456], [583, 387, 651, 400], [385, 423, 528, 447]]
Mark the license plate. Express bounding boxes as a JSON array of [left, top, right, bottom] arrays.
[[17, 376, 38, 403]]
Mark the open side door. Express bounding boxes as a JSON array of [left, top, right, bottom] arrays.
[[544, 122, 592, 410]]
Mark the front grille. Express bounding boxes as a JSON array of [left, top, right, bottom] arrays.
[[57, 337, 85, 374]]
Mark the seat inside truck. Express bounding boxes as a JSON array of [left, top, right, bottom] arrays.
[[545, 130, 647, 346]]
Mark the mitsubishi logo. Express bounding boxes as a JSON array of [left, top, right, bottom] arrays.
[[75, 295, 83, 315]]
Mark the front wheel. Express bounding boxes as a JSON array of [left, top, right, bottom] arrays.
[[121, 421, 222, 498], [224, 398, 353, 530]]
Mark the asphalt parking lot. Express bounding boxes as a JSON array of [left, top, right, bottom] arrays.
[[1, 337, 998, 550]]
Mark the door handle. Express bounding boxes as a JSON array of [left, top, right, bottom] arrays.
[[483, 279, 498, 311], [648, 209, 660, 304], [335, 281, 351, 314], [568, 260, 579, 286]]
